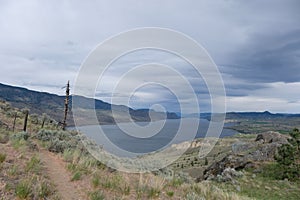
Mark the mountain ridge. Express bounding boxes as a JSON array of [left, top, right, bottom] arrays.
[[0, 83, 179, 126], [185, 111, 300, 121]]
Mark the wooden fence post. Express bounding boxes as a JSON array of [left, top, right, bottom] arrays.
[[23, 110, 29, 132], [12, 112, 17, 132], [41, 113, 46, 129]]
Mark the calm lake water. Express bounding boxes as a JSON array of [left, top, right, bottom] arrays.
[[75, 118, 238, 157]]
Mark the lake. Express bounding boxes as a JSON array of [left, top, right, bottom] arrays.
[[75, 118, 239, 157]]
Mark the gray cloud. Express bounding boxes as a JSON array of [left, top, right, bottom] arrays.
[[227, 29, 300, 83], [0, 0, 299, 113]]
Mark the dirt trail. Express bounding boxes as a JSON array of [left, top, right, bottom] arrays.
[[38, 148, 88, 200]]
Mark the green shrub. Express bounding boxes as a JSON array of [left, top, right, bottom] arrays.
[[260, 163, 282, 180], [101, 179, 114, 189], [121, 184, 130, 196], [185, 192, 203, 200], [38, 180, 53, 198], [204, 157, 208, 165], [0, 153, 6, 163], [71, 171, 82, 181], [11, 138, 27, 149], [0, 132, 9, 144], [5, 182, 14, 192], [36, 129, 83, 153], [11, 131, 29, 141], [8, 165, 18, 176], [147, 187, 160, 198], [26, 156, 41, 174], [166, 191, 174, 197], [48, 138, 69, 153], [101, 176, 120, 190], [170, 178, 184, 187], [274, 128, 300, 181], [89, 191, 105, 200], [15, 181, 32, 199], [67, 163, 77, 172], [191, 161, 194, 166], [36, 130, 68, 141], [63, 148, 74, 162], [92, 176, 100, 188]]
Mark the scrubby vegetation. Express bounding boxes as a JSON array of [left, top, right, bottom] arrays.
[[0, 130, 58, 199], [1, 100, 300, 199], [260, 128, 300, 181], [0, 101, 59, 199], [274, 128, 300, 181], [31, 128, 257, 199]]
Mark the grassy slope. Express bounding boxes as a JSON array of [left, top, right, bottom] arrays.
[[1, 100, 300, 199], [0, 110, 59, 198]]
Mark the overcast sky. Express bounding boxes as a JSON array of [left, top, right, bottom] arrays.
[[0, 0, 299, 113]]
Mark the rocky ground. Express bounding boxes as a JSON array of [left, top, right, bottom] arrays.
[[203, 131, 290, 181]]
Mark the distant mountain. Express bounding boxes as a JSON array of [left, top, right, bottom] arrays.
[[0, 83, 179, 126], [226, 111, 300, 120], [185, 111, 300, 121]]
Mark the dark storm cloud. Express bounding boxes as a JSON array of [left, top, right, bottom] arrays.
[[228, 29, 300, 83], [0, 0, 300, 112]]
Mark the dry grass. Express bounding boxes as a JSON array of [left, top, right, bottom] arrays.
[[0, 141, 59, 199], [3, 100, 295, 200], [183, 181, 253, 200]]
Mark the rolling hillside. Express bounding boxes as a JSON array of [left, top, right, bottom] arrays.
[[0, 83, 179, 126]]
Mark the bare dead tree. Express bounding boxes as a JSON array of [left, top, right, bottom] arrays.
[[62, 81, 70, 130], [23, 109, 29, 132]]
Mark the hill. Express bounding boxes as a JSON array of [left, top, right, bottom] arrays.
[[186, 111, 300, 121], [0, 83, 179, 126]]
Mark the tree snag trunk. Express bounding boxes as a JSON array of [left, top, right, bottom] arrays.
[[62, 81, 70, 130], [23, 110, 29, 132]]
